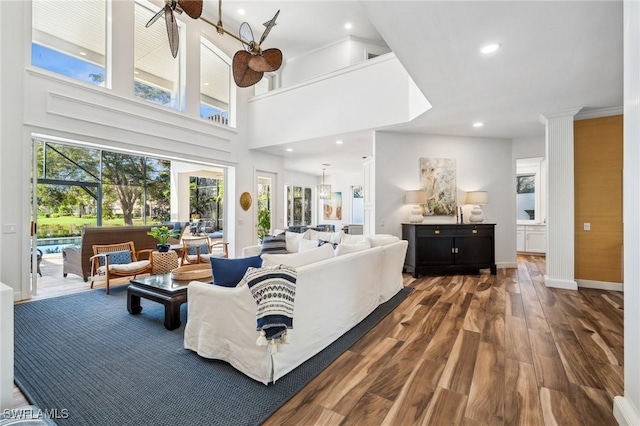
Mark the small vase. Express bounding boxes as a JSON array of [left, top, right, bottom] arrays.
[[157, 244, 171, 253]]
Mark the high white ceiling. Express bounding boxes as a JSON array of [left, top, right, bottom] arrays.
[[204, 1, 623, 177]]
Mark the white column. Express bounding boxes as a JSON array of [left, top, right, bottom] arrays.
[[614, 1, 640, 424], [540, 108, 581, 290]]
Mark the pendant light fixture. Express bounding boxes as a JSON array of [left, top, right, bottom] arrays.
[[318, 166, 331, 200]]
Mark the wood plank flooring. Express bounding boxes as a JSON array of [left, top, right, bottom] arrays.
[[13, 256, 623, 425], [264, 256, 623, 425]]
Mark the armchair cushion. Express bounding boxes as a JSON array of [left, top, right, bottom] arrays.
[[210, 255, 263, 287], [98, 250, 132, 267]]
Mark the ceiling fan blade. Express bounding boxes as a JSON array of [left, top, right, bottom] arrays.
[[259, 10, 280, 45], [248, 48, 282, 73], [146, 7, 165, 28], [165, 5, 179, 58], [233, 50, 264, 87], [177, 0, 203, 19], [239, 22, 254, 52]]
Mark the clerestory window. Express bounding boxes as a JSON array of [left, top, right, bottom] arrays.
[[134, 1, 184, 110], [31, 0, 107, 86]]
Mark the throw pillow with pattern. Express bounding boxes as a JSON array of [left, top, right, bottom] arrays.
[[261, 232, 287, 254]]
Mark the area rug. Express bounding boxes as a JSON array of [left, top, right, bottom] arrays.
[[14, 285, 411, 426]]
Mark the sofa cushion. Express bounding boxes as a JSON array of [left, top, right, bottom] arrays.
[[285, 231, 305, 253], [303, 229, 344, 244], [341, 234, 369, 245], [298, 238, 319, 252], [262, 243, 334, 268], [261, 233, 287, 254], [210, 255, 263, 287], [367, 235, 400, 247], [335, 241, 371, 256]]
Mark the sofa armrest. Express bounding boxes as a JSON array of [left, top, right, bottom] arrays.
[[242, 244, 262, 257]]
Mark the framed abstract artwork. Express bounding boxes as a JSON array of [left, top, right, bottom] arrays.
[[420, 158, 456, 216], [322, 192, 342, 220]]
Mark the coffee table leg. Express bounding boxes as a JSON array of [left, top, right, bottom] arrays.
[[164, 301, 182, 330], [127, 290, 143, 315]]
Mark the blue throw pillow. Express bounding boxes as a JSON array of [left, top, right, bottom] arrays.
[[187, 244, 210, 255], [210, 255, 262, 287], [99, 250, 132, 266]]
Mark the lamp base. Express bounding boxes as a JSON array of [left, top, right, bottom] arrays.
[[409, 205, 424, 223], [469, 205, 484, 223]]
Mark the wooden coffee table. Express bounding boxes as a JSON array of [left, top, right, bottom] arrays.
[[127, 274, 190, 330]]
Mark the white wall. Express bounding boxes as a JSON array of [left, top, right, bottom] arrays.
[[512, 135, 545, 160], [281, 36, 391, 87], [614, 2, 640, 424], [374, 131, 516, 269], [248, 53, 430, 148], [316, 169, 364, 229]]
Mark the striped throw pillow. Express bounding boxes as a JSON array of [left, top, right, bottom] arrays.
[[261, 232, 287, 254]]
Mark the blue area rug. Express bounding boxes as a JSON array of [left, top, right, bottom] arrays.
[[14, 286, 411, 426]]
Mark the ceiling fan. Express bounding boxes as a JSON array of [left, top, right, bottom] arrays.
[[200, 0, 283, 88], [145, 0, 203, 58]]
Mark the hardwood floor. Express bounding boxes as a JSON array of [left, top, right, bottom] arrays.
[[264, 256, 623, 425], [13, 255, 623, 425]]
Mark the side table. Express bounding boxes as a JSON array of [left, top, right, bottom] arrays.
[[151, 250, 179, 275]]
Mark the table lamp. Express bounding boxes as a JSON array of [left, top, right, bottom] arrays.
[[405, 190, 427, 223], [465, 191, 488, 223]]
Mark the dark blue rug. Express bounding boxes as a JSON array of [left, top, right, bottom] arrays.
[[14, 286, 411, 426]]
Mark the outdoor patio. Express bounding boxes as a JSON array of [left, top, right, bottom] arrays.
[[32, 252, 131, 301]]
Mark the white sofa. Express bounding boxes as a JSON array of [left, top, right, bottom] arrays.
[[183, 234, 408, 384]]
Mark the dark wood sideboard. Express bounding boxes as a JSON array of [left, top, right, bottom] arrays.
[[402, 223, 497, 277]]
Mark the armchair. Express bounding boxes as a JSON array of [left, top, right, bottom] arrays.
[[180, 236, 228, 265], [89, 241, 153, 294]]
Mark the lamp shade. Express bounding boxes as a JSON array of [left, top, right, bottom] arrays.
[[465, 191, 488, 205], [405, 190, 427, 205]]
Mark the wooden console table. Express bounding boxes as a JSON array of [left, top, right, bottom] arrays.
[[402, 223, 497, 277]]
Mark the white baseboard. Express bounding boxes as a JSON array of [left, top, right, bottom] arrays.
[[614, 396, 640, 426], [543, 275, 578, 290], [576, 279, 623, 292], [497, 262, 517, 269]]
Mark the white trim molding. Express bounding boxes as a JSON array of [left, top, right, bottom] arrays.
[[575, 106, 623, 121], [497, 262, 517, 269], [614, 396, 640, 426], [576, 279, 623, 292], [543, 275, 578, 290]]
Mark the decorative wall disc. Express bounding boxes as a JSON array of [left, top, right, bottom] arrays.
[[240, 192, 252, 211]]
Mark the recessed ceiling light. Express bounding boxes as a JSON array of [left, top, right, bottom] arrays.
[[204, 82, 209, 86], [79, 51, 87, 56], [238, 9, 245, 15], [344, 23, 353, 30], [336, 140, 343, 145], [473, 122, 484, 128], [480, 43, 500, 54], [285, 148, 293, 152]]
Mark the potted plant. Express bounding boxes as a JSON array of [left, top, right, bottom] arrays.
[[147, 226, 180, 252], [257, 208, 271, 243]]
